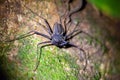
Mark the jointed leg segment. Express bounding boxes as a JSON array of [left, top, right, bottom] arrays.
[[7, 30, 51, 42], [23, 4, 53, 36], [69, 43, 87, 70], [34, 41, 52, 71]]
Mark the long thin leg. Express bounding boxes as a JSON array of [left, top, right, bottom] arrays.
[[69, 43, 87, 70], [66, 21, 72, 33], [66, 29, 83, 40], [66, 21, 79, 37], [6, 30, 51, 42], [68, 0, 83, 17], [63, 0, 84, 33], [66, 18, 84, 40], [63, 0, 83, 26], [64, 0, 71, 33], [34, 41, 52, 71], [54, 0, 70, 35], [23, 4, 53, 35], [67, 29, 98, 41], [22, 12, 49, 35], [67, 29, 106, 52]]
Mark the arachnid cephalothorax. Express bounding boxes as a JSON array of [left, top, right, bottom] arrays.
[[7, 0, 87, 71]]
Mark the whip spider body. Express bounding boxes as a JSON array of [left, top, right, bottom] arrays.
[[8, 0, 87, 71]]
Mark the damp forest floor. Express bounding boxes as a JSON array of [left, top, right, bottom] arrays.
[[0, 0, 120, 80]]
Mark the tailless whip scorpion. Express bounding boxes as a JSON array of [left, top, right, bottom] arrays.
[[7, 0, 88, 71]]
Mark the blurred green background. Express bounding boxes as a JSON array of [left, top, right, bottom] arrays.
[[88, 0, 120, 18]]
